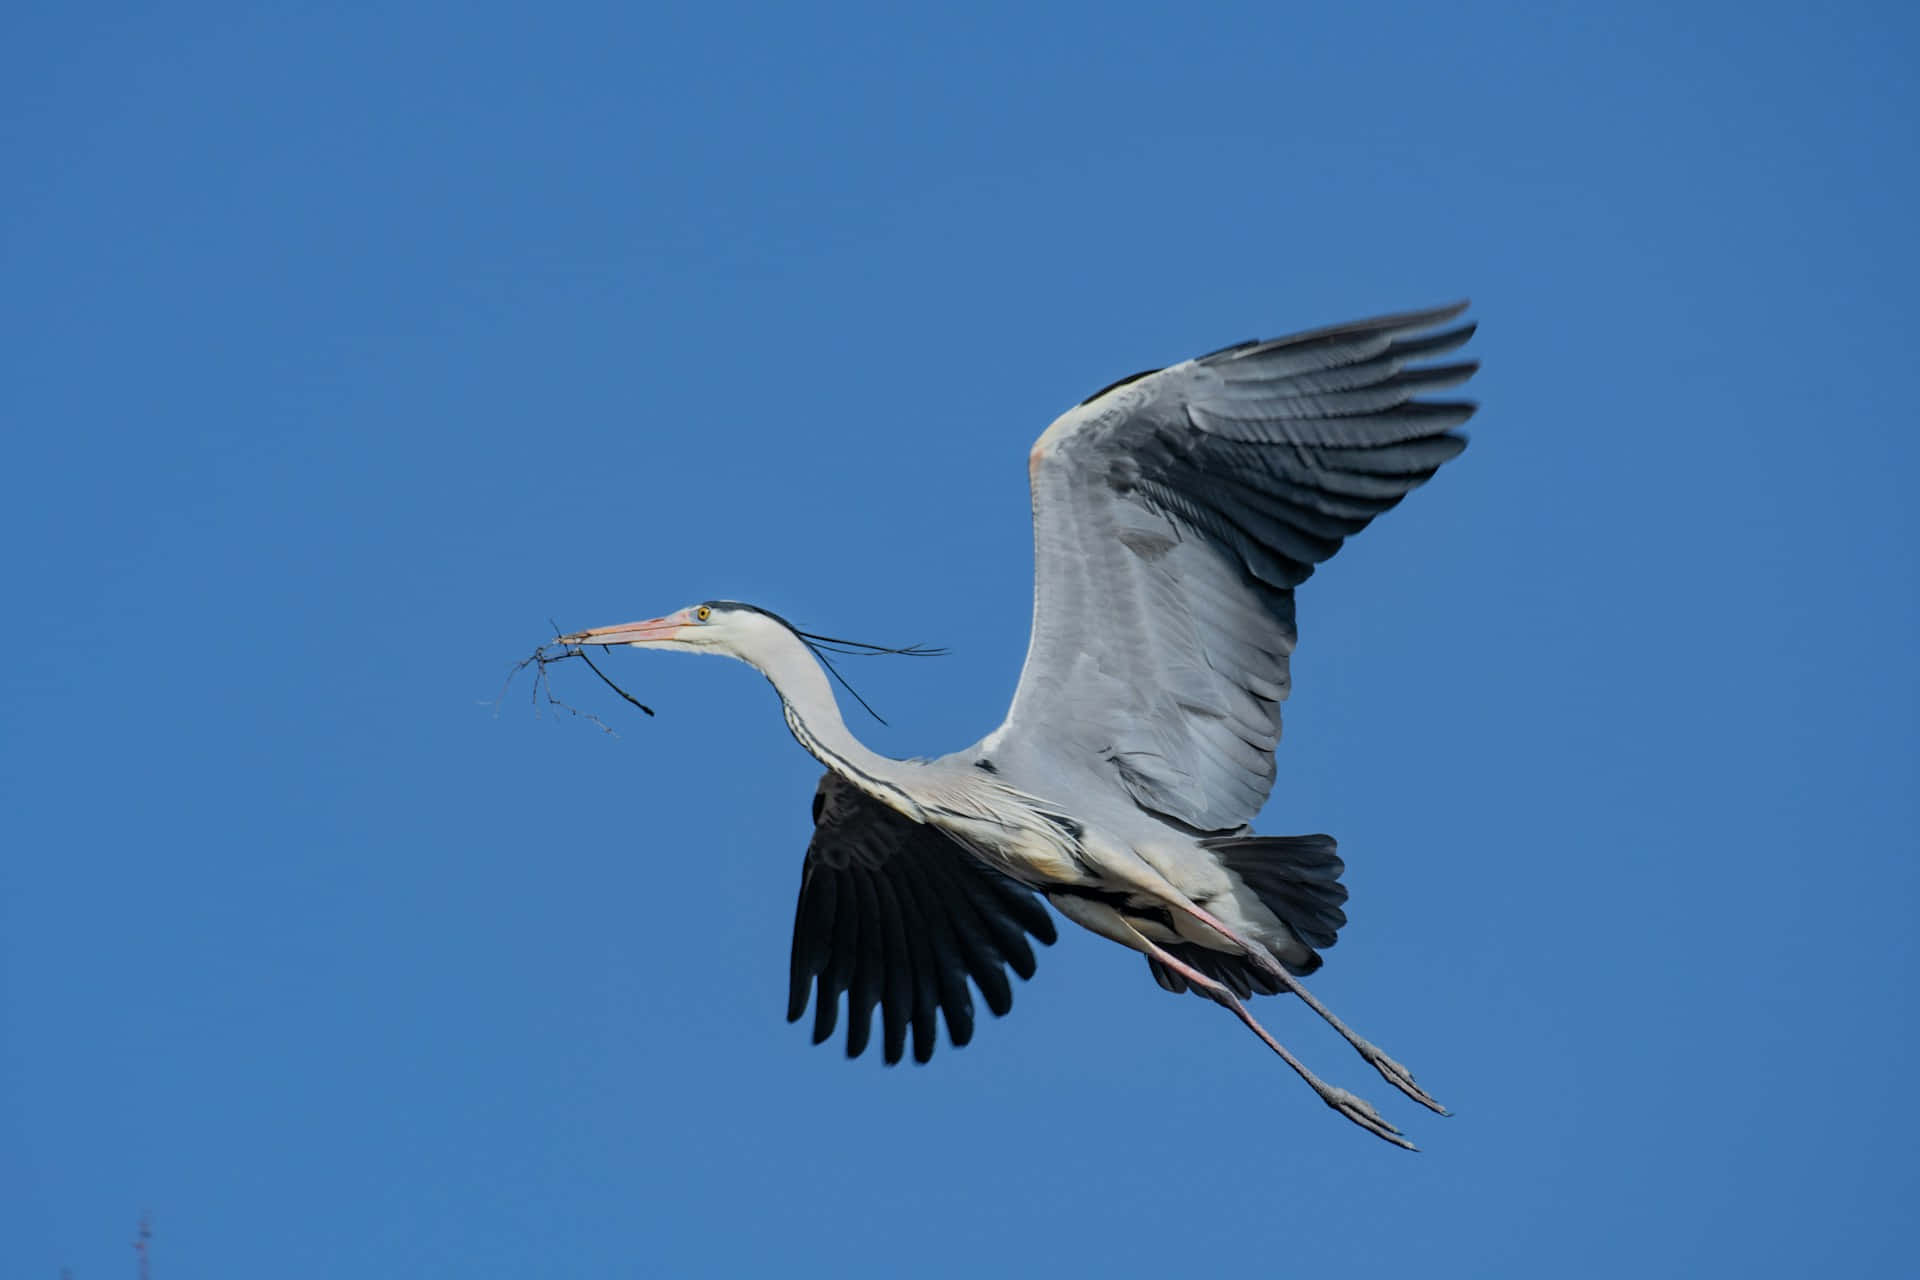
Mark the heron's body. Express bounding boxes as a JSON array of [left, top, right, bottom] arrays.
[[558, 303, 1479, 1147]]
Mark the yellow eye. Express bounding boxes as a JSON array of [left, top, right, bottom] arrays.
[[695, 605, 712, 622]]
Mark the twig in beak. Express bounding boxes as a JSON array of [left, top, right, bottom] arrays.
[[573, 646, 655, 716], [494, 625, 657, 735]]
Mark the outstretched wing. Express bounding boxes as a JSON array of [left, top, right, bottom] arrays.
[[996, 303, 1478, 833], [788, 772, 1058, 1065]]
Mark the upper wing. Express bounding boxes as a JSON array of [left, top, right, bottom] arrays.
[[997, 303, 1478, 832], [787, 772, 1058, 1065]]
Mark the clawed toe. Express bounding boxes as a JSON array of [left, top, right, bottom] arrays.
[[1322, 1086, 1417, 1151], [1150, 927, 1433, 1150], [1367, 1048, 1449, 1116]]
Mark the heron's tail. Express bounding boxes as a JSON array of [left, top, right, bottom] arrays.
[[1144, 833, 1348, 998], [1201, 833, 1349, 953]]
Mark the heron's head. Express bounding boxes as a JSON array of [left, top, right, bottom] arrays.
[[555, 600, 793, 663]]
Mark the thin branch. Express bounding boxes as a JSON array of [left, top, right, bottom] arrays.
[[494, 624, 656, 736], [574, 646, 655, 716]]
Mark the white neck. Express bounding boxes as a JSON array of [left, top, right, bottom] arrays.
[[739, 623, 927, 822]]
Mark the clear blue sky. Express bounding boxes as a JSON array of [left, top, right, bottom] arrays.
[[4, 3, 1916, 1276]]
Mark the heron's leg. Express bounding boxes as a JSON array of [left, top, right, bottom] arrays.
[[1129, 928, 1414, 1151], [1170, 899, 1448, 1116], [1046, 893, 1413, 1150], [1082, 844, 1446, 1114]]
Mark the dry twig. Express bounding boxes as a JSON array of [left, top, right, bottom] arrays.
[[495, 622, 655, 735]]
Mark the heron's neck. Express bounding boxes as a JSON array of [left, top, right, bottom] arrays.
[[750, 631, 925, 821]]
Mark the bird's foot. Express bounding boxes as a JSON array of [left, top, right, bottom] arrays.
[[1319, 1085, 1417, 1151], [1357, 1039, 1449, 1115]]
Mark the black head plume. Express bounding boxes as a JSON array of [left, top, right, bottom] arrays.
[[793, 627, 946, 726], [693, 601, 950, 725]]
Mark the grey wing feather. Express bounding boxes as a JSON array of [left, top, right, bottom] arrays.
[[998, 303, 1477, 833], [788, 773, 1058, 1065]]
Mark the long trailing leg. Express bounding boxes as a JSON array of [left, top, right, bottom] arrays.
[[1047, 894, 1415, 1150], [1084, 850, 1446, 1114], [1172, 898, 1447, 1116]]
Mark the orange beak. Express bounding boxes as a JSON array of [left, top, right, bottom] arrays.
[[555, 611, 690, 647]]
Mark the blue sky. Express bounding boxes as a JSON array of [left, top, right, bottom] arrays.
[[3, 3, 1916, 1276]]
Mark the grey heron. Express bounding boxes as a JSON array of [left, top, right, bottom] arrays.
[[558, 303, 1477, 1148]]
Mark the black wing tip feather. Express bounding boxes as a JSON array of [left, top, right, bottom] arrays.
[[1077, 366, 1164, 408], [1392, 321, 1478, 362], [1078, 304, 1476, 409], [1162, 303, 1480, 590], [1198, 301, 1472, 367], [1197, 336, 1262, 362], [789, 791, 1056, 1065]]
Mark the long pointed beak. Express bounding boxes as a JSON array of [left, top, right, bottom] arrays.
[[555, 614, 686, 647]]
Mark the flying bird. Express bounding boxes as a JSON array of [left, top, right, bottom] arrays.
[[558, 303, 1477, 1148]]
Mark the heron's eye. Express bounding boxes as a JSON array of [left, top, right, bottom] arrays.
[[695, 606, 712, 622]]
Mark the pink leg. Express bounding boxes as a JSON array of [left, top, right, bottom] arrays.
[[1176, 900, 1448, 1116], [1047, 891, 1416, 1148], [1127, 922, 1416, 1150]]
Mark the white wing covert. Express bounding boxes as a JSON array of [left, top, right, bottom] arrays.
[[996, 303, 1479, 833]]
